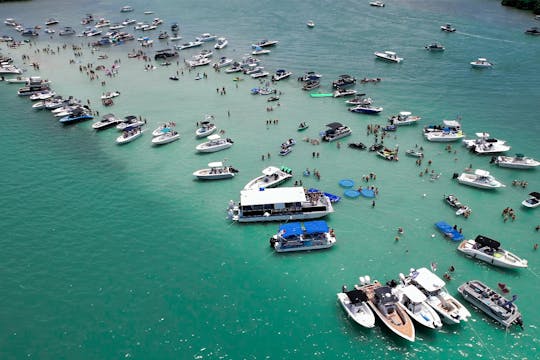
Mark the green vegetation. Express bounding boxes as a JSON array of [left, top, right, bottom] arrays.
[[502, 0, 540, 14]]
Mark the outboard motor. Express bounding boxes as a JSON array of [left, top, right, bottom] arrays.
[[452, 172, 459, 179], [364, 275, 371, 284], [359, 276, 365, 286], [342, 285, 348, 293]]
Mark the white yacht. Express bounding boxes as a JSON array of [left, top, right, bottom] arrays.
[[388, 111, 421, 126], [457, 235, 528, 269], [424, 120, 464, 142], [522, 192, 540, 208], [406, 267, 471, 324], [195, 134, 233, 153], [463, 133, 510, 154], [374, 51, 403, 63], [455, 169, 505, 190], [214, 37, 228, 49], [493, 154, 540, 169], [321, 122, 352, 142], [337, 283, 376, 329], [243, 166, 293, 190], [392, 278, 443, 329], [227, 187, 334, 223], [471, 58, 492, 68], [193, 161, 238, 180]]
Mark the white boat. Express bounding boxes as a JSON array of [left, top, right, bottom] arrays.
[[251, 70, 269, 78], [492, 154, 540, 169], [463, 132, 510, 154], [471, 58, 492, 68], [270, 220, 336, 252], [45, 18, 59, 26], [193, 161, 238, 180], [333, 88, 357, 98], [0, 64, 23, 74], [306, 20, 315, 28], [441, 23, 456, 32], [109, 24, 125, 30], [243, 166, 292, 190], [369, 1, 385, 7], [151, 130, 180, 145], [425, 42, 445, 51], [392, 279, 443, 329], [522, 192, 540, 208], [169, 35, 182, 41], [152, 121, 176, 136], [272, 69, 292, 81], [5, 76, 29, 84], [455, 169, 505, 190], [92, 113, 123, 130], [251, 39, 279, 48], [458, 280, 523, 329], [406, 267, 471, 324], [44, 28, 55, 34], [374, 51, 403, 63], [195, 119, 217, 138], [424, 120, 464, 142], [86, 28, 102, 37], [175, 41, 203, 50], [388, 111, 421, 126], [4, 18, 17, 26], [227, 187, 334, 223], [29, 90, 56, 101], [321, 122, 352, 142], [195, 134, 233, 153], [196, 33, 217, 42], [457, 235, 528, 269], [117, 115, 145, 130], [345, 95, 372, 106], [444, 194, 471, 217], [252, 47, 271, 55], [116, 127, 144, 144], [94, 19, 110, 28], [185, 57, 211, 67], [213, 57, 233, 69], [214, 37, 228, 49], [337, 283, 376, 328], [100, 91, 120, 100], [120, 5, 134, 12]]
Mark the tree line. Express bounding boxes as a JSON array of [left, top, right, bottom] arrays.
[[502, 0, 540, 14]]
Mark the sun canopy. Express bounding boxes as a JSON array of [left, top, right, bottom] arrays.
[[475, 235, 500, 249], [278, 222, 303, 238], [345, 289, 368, 304], [304, 220, 329, 235], [326, 122, 343, 129]]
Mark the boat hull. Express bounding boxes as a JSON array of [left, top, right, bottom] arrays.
[[337, 293, 376, 328]]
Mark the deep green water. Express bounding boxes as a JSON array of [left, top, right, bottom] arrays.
[[0, 0, 539, 359]]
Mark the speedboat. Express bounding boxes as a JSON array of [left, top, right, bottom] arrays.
[[457, 235, 528, 269], [332, 74, 356, 89], [321, 122, 352, 142], [252, 47, 271, 55], [297, 122, 309, 131], [391, 277, 443, 329], [94, 18, 110, 28], [525, 26, 540, 35], [298, 71, 322, 82], [185, 57, 211, 67], [306, 20, 315, 28], [444, 194, 471, 217], [279, 146, 293, 156], [441, 23, 456, 32], [175, 41, 203, 50], [405, 149, 423, 158], [361, 280, 415, 342], [213, 57, 234, 69], [345, 94, 372, 106], [302, 79, 320, 90], [251, 39, 278, 48], [120, 5, 134, 12], [463, 132, 510, 154], [45, 18, 59, 26], [455, 169, 505, 190], [116, 126, 144, 144], [492, 154, 540, 169], [117, 115, 145, 130], [522, 192, 540, 208], [251, 70, 269, 78], [59, 26, 76, 36], [100, 91, 120, 100], [272, 69, 292, 81], [424, 120, 464, 142], [214, 37, 228, 49], [243, 166, 293, 190], [86, 28, 102, 37], [122, 19, 137, 26], [152, 121, 176, 136], [158, 31, 169, 39], [333, 88, 357, 98], [0, 35, 14, 42], [458, 280, 523, 329], [151, 130, 180, 145], [5, 76, 29, 83], [4, 18, 17, 26], [269, 220, 336, 252], [225, 63, 242, 73], [21, 28, 39, 37], [388, 111, 421, 126], [470, 58, 492, 68], [195, 119, 217, 138], [193, 161, 238, 180], [369, 1, 385, 7], [92, 113, 123, 130], [348, 104, 383, 114], [44, 28, 55, 34], [29, 90, 56, 101], [374, 51, 403, 63], [59, 108, 94, 124], [196, 33, 217, 42], [405, 267, 471, 324], [337, 283, 375, 328], [376, 147, 399, 161], [195, 134, 233, 153], [425, 42, 445, 51]]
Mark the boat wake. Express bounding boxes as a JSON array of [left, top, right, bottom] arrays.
[[456, 31, 517, 44]]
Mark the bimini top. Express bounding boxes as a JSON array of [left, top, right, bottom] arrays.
[[278, 222, 303, 238], [529, 192, 540, 199], [239, 187, 307, 206], [345, 289, 368, 304], [400, 284, 427, 303], [208, 161, 224, 168], [412, 267, 446, 292], [474, 169, 491, 177], [475, 235, 500, 249], [304, 220, 329, 235], [374, 286, 398, 304], [326, 122, 344, 129]]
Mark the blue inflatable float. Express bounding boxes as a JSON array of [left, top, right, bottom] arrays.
[[339, 179, 355, 188]]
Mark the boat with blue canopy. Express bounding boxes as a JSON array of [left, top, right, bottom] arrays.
[[435, 221, 464, 241], [269, 220, 336, 252]]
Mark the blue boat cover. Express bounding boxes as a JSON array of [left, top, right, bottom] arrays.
[[435, 221, 464, 241], [304, 220, 329, 235], [279, 222, 303, 238]]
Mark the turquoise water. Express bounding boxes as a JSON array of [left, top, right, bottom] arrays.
[[1, 0, 539, 358]]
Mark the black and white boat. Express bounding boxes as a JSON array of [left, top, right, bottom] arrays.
[[92, 113, 123, 130], [332, 74, 356, 89], [320, 122, 352, 142]]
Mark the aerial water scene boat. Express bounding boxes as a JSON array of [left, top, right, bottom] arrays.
[[0, 0, 538, 358]]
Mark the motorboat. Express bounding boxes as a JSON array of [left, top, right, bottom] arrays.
[[227, 187, 334, 223], [457, 235, 528, 269], [337, 283, 375, 328], [0, 35, 14, 42], [444, 194, 471, 217], [92, 113, 123, 130], [391, 278, 443, 329], [374, 51, 403, 63], [94, 18, 110, 28], [302, 79, 320, 90], [470, 58, 492, 68], [21, 28, 39, 37], [269, 220, 336, 252], [425, 42, 445, 51], [441, 23, 456, 32], [175, 41, 203, 50], [59, 26, 76, 36], [195, 119, 217, 138], [348, 142, 366, 150], [196, 33, 217, 42], [458, 280, 523, 329], [405, 149, 423, 158], [122, 19, 136, 26], [297, 122, 309, 131], [212, 57, 233, 69], [44, 28, 55, 34], [193, 161, 238, 180], [154, 48, 179, 60], [252, 47, 271, 55], [45, 18, 59, 26], [492, 154, 540, 169], [369, 1, 385, 7], [151, 18, 163, 26], [100, 91, 120, 100], [251, 70, 269, 78], [424, 120, 464, 142], [214, 37, 228, 49], [388, 111, 421, 126], [455, 169, 505, 189], [435, 221, 464, 241], [251, 39, 279, 48], [81, 14, 94, 25], [171, 23, 179, 33], [463, 132, 510, 154], [225, 63, 242, 73], [185, 57, 211, 67], [405, 267, 471, 324], [86, 28, 102, 37], [333, 88, 357, 98], [169, 34, 182, 41], [29, 90, 56, 101], [158, 31, 169, 39], [116, 126, 144, 144], [243, 166, 293, 190], [522, 192, 540, 208], [525, 26, 540, 35], [360, 280, 415, 342], [345, 94, 372, 106], [152, 121, 176, 136], [5, 76, 29, 83], [120, 5, 134, 12], [332, 74, 356, 89], [348, 104, 383, 114], [272, 69, 292, 81], [306, 20, 315, 28], [4, 18, 17, 26], [298, 71, 322, 82], [116, 115, 145, 130], [376, 147, 399, 161], [279, 146, 293, 156], [151, 130, 180, 145], [321, 122, 351, 142], [59, 108, 94, 124], [195, 134, 233, 153]]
